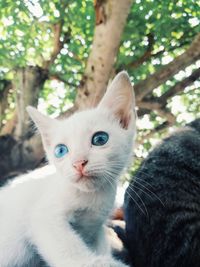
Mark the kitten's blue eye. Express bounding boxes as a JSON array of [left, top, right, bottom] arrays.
[[54, 144, 68, 158], [92, 131, 109, 146]]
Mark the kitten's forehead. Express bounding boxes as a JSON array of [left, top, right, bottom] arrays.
[[62, 109, 113, 133], [51, 109, 113, 146]]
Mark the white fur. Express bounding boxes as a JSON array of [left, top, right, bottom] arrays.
[[0, 72, 136, 267]]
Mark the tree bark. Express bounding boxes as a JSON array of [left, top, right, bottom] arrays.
[[126, 33, 155, 70], [134, 33, 200, 101], [0, 66, 48, 180], [15, 66, 48, 138], [136, 121, 171, 146], [0, 80, 12, 130], [73, 0, 132, 110], [137, 67, 200, 114]]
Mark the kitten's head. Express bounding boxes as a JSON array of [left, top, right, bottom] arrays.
[[27, 71, 136, 192]]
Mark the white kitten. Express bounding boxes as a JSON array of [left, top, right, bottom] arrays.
[[0, 71, 136, 267]]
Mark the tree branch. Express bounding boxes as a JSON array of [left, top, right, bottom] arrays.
[[49, 74, 77, 87], [137, 121, 171, 146], [159, 67, 200, 105], [156, 108, 176, 124], [127, 33, 155, 69], [137, 99, 176, 124], [94, 0, 107, 25], [137, 67, 200, 111], [134, 32, 200, 101], [43, 22, 71, 70], [135, 66, 200, 142]]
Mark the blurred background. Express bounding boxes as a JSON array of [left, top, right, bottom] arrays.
[[0, 0, 199, 183]]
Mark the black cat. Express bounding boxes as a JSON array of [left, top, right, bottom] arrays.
[[122, 119, 200, 267]]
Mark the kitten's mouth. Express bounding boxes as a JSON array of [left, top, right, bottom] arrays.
[[75, 173, 91, 183]]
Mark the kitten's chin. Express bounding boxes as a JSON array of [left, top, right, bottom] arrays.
[[73, 181, 97, 193], [72, 175, 101, 193]]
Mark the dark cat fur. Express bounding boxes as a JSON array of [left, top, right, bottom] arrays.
[[122, 119, 200, 267]]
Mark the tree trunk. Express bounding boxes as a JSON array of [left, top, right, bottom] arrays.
[[74, 0, 132, 110], [0, 80, 12, 130], [15, 66, 48, 138], [0, 66, 48, 180]]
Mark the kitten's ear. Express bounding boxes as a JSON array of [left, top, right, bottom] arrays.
[[98, 71, 136, 129], [26, 106, 56, 147]]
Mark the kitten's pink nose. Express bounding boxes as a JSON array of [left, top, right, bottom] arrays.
[[73, 160, 88, 173]]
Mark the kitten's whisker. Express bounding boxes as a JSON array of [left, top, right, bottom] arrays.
[[103, 166, 164, 208], [104, 171, 149, 218], [125, 187, 149, 218], [124, 188, 147, 217], [132, 180, 165, 207], [127, 183, 154, 200], [133, 174, 155, 189], [102, 174, 117, 192], [104, 169, 146, 216], [128, 182, 165, 207], [103, 173, 148, 215], [107, 168, 121, 176], [87, 165, 164, 207]]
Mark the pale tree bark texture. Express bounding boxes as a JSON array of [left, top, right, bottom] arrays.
[[74, 0, 132, 110], [0, 66, 48, 180], [0, 80, 12, 130], [15, 66, 48, 138]]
